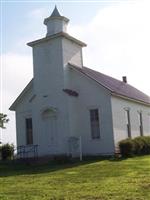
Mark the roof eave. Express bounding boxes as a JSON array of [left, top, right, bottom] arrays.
[[27, 32, 87, 47], [68, 63, 112, 93], [9, 79, 33, 111], [112, 92, 150, 107], [69, 63, 150, 106]]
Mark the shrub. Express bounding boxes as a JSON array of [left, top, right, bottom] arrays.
[[0, 143, 14, 160], [119, 138, 134, 157], [133, 137, 145, 155], [133, 136, 150, 155], [142, 136, 150, 154], [119, 136, 150, 157]]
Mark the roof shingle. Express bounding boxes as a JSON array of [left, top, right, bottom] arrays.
[[69, 64, 150, 105]]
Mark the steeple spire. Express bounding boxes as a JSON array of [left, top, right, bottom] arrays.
[[44, 6, 69, 37], [50, 5, 61, 17]]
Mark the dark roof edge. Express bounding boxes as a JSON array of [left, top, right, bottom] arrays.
[[112, 92, 150, 107], [27, 32, 87, 47], [69, 63, 150, 107], [9, 79, 33, 111], [68, 63, 112, 93]]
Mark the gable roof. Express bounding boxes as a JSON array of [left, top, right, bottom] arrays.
[[9, 64, 150, 111], [9, 79, 33, 111], [69, 63, 150, 106]]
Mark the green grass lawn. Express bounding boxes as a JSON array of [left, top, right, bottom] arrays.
[[0, 156, 150, 200]]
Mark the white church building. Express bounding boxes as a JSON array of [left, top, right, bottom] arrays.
[[10, 7, 150, 157]]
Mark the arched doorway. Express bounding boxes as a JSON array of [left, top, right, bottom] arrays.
[[41, 107, 58, 155]]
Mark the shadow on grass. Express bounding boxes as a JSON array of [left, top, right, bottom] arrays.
[[1, 155, 146, 177], [0, 156, 111, 177]]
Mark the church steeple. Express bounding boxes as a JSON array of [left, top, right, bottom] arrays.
[[44, 6, 69, 37], [50, 6, 61, 17]]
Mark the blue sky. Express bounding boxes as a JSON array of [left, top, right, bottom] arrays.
[[1, 0, 150, 144], [2, 1, 109, 52]]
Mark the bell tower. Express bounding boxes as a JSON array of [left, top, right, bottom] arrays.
[[44, 6, 69, 36], [27, 6, 86, 95]]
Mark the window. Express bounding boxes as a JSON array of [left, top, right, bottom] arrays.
[[138, 112, 143, 136], [26, 118, 33, 145], [125, 109, 131, 138], [90, 109, 100, 139]]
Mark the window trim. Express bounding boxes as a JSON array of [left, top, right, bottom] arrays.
[[89, 108, 101, 140], [124, 108, 131, 138], [137, 111, 143, 136], [25, 117, 33, 145]]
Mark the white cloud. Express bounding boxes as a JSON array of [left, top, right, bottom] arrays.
[[69, 0, 150, 95], [1, 53, 33, 144], [28, 8, 48, 20], [1, 53, 33, 103]]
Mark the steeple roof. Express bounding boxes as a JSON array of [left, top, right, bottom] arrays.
[[50, 6, 61, 17], [44, 6, 69, 26]]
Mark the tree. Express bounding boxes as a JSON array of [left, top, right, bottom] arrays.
[[0, 113, 9, 129]]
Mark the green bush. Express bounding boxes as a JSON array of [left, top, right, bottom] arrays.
[[133, 137, 145, 155], [119, 136, 150, 157], [119, 138, 134, 157], [133, 136, 150, 155], [0, 143, 14, 160], [143, 136, 150, 154]]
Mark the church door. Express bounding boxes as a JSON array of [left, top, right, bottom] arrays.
[[42, 108, 58, 154]]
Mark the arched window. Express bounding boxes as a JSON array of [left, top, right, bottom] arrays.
[[41, 107, 58, 119]]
